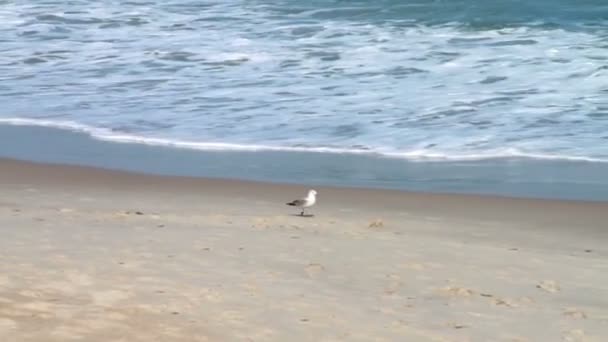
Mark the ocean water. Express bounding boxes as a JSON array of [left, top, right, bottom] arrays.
[[1, 0, 607, 162]]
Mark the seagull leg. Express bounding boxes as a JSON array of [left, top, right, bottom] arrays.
[[301, 208, 305, 216]]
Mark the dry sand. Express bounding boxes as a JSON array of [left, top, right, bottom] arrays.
[[1, 158, 607, 341]]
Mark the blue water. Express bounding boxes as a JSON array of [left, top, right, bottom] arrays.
[[1, 0, 608, 162]]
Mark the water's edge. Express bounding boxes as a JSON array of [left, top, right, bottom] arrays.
[[1, 124, 607, 202], [1, 118, 606, 163]]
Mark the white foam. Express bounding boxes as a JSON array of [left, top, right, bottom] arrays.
[[3, 2, 608, 172], [1, 118, 606, 164]]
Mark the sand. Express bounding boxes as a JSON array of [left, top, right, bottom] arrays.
[[1, 158, 607, 341]]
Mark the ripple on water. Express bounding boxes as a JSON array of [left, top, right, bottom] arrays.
[[22, 57, 46, 64], [488, 39, 538, 46], [35, 14, 103, 25], [479, 76, 508, 84]]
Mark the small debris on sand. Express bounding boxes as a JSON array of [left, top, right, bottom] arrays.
[[447, 322, 468, 329], [368, 219, 384, 228]]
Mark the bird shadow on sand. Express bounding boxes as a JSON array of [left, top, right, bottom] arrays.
[[289, 214, 315, 218]]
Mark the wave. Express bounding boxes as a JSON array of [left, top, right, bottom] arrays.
[[1, 117, 606, 164]]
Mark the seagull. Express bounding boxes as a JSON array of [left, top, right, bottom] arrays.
[[286, 189, 317, 216]]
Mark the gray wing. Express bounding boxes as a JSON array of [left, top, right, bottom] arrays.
[[286, 198, 306, 206]]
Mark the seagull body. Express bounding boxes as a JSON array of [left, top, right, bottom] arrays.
[[286, 189, 317, 216]]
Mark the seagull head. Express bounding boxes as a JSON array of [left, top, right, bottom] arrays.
[[308, 189, 317, 197]]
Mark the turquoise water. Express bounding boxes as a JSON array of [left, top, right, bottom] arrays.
[[1, 0, 607, 162]]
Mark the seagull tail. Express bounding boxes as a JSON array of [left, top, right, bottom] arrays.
[[286, 201, 296, 206]]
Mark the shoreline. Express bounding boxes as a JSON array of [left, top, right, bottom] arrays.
[[2, 156, 607, 237], [2, 117, 606, 164], [2, 123, 608, 202]]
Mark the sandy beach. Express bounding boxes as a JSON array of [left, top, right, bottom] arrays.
[[1, 158, 607, 341]]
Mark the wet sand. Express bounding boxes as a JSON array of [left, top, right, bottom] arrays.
[[1, 158, 607, 341]]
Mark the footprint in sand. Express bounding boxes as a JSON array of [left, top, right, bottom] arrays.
[[52, 326, 85, 340], [0, 275, 11, 288], [0, 318, 17, 332], [383, 274, 403, 295], [305, 263, 325, 278], [562, 329, 589, 342], [65, 270, 94, 287], [217, 310, 245, 323], [401, 261, 426, 271], [536, 280, 560, 293], [437, 286, 475, 298], [18, 289, 45, 298], [199, 288, 223, 303], [251, 218, 271, 229], [490, 297, 518, 308], [92, 290, 131, 307], [563, 308, 587, 319], [368, 219, 384, 229], [18, 301, 55, 316]]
